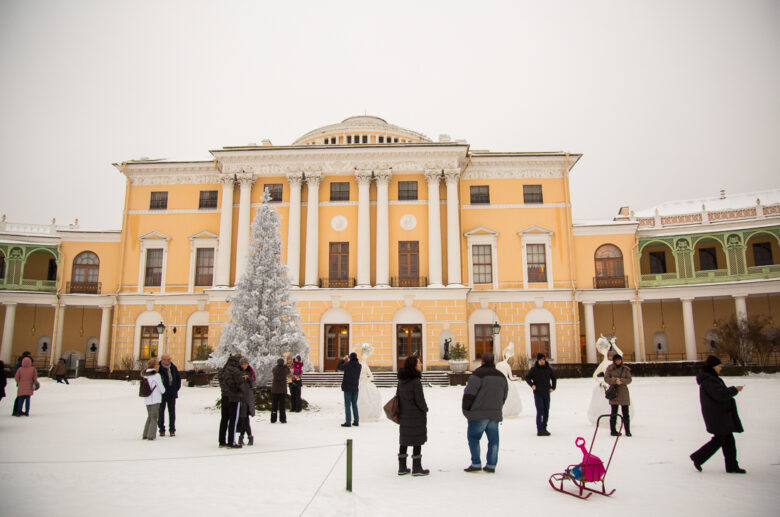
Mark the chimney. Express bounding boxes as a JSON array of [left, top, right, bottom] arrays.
[[439, 134, 451, 143], [261, 139, 272, 146], [720, 189, 726, 200]]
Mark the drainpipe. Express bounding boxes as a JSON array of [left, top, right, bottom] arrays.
[[108, 166, 132, 372]]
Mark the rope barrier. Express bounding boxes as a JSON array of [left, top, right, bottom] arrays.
[[299, 445, 346, 516]]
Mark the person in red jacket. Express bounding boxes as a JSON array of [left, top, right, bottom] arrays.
[[13, 356, 38, 416]]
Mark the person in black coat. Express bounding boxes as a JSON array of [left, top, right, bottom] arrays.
[[396, 355, 429, 476], [337, 352, 361, 427], [0, 360, 6, 402], [690, 355, 746, 473], [157, 354, 181, 437], [218, 355, 244, 448], [525, 353, 557, 436]]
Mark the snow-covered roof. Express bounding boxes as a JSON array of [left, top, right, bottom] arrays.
[[632, 189, 780, 217]]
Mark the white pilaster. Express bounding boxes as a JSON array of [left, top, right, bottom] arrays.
[[734, 295, 748, 322], [631, 299, 645, 362], [681, 297, 697, 361], [444, 169, 462, 286], [356, 170, 373, 287], [374, 169, 392, 287], [583, 302, 596, 363], [425, 169, 443, 287], [97, 305, 112, 368], [304, 173, 322, 287], [234, 173, 256, 281], [54, 304, 66, 361], [286, 173, 303, 286], [215, 176, 236, 287], [0, 303, 17, 363]]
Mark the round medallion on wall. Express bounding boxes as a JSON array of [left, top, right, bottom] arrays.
[[331, 215, 348, 232], [400, 214, 417, 231]]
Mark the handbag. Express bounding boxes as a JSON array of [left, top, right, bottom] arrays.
[[34, 381, 41, 391], [383, 392, 400, 424], [604, 384, 618, 400]]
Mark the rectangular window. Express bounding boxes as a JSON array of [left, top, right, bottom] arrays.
[[264, 183, 283, 202], [398, 241, 419, 284], [0, 255, 4, 279], [378, 136, 385, 143], [753, 242, 773, 267], [472, 244, 493, 284], [144, 249, 163, 286], [191, 326, 209, 361], [398, 181, 418, 201], [150, 191, 168, 210], [649, 251, 667, 274], [474, 324, 494, 359], [198, 190, 218, 209], [527, 244, 547, 282], [530, 323, 551, 358], [140, 326, 159, 360], [361, 135, 368, 144], [330, 182, 350, 201], [699, 247, 718, 271], [346, 135, 353, 144], [523, 185, 543, 204], [470, 185, 490, 204], [195, 248, 214, 286], [329, 242, 349, 285]]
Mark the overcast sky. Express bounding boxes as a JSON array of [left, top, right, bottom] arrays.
[[1, 0, 778, 230]]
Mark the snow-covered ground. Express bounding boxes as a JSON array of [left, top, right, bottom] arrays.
[[1, 374, 779, 517]]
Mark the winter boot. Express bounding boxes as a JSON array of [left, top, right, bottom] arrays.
[[412, 454, 430, 476], [271, 412, 277, 424], [623, 416, 631, 437], [247, 435, 254, 446], [238, 433, 245, 445], [609, 415, 621, 436], [397, 454, 411, 476]]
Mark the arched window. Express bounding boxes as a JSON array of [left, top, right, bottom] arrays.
[[71, 252, 99, 293], [594, 244, 625, 288]]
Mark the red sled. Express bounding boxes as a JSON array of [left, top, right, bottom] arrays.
[[548, 414, 622, 500]]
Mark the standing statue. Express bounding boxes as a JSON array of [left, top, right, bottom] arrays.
[[357, 342, 382, 422], [443, 338, 452, 360], [495, 343, 522, 417], [588, 335, 635, 425]]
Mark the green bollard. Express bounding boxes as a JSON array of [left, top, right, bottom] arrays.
[[346, 439, 353, 492]]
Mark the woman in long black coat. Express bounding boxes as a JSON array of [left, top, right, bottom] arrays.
[[397, 355, 429, 476], [690, 355, 746, 473]]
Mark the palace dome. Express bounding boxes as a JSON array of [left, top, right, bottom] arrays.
[[292, 115, 432, 146]]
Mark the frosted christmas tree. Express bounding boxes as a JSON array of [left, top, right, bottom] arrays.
[[209, 189, 311, 385]]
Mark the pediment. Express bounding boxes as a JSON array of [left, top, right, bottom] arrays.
[[518, 225, 554, 235], [464, 225, 499, 237], [188, 230, 218, 241], [138, 231, 170, 241]]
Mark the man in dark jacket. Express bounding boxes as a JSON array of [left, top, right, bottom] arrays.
[[337, 352, 361, 427], [270, 358, 290, 423], [218, 355, 244, 448], [158, 354, 181, 437], [462, 352, 508, 473], [690, 355, 746, 473], [525, 352, 557, 436]]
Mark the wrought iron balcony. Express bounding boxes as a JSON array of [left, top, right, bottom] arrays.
[[390, 276, 428, 287], [0, 279, 57, 292], [66, 281, 101, 294], [593, 276, 627, 289], [318, 278, 356, 288]]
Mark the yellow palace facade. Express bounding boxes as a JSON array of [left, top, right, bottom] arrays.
[[1, 116, 779, 371]]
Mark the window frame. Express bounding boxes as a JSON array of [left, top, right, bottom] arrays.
[[198, 190, 218, 209], [530, 323, 551, 357], [139, 326, 160, 360], [398, 241, 419, 284], [523, 185, 543, 204], [698, 247, 718, 271], [397, 181, 418, 201], [190, 325, 210, 361], [72, 251, 100, 284], [194, 248, 215, 286], [469, 185, 490, 204], [263, 183, 283, 202], [149, 191, 168, 210], [137, 232, 170, 293], [753, 242, 773, 267], [472, 244, 493, 284], [330, 182, 350, 201], [519, 226, 554, 289], [144, 249, 163, 286], [328, 242, 349, 284], [649, 251, 667, 274]]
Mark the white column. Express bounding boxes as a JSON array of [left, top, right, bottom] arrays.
[[97, 305, 112, 368], [215, 175, 236, 287], [425, 169, 443, 287], [444, 169, 462, 286], [286, 173, 303, 286], [234, 173, 256, 281], [375, 169, 392, 287], [54, 304, 66, 361], [304, 173, 322, 287], [0, 303, 17, 363], [583, 302, 596, 363], [631, 299, 645, 362], [356, 170, 373, 287], [681, 297, 697, 361], [734, 295, 748, 322]]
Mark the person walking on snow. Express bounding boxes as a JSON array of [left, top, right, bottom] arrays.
[[158, 353, 181, 437], [605, 354, 632, 436], [13, 356, 38, 416], [54, 358, 70, 384], [462, 352, 508, 473], [270, 358, 290, 424], [397, 355, 430, 476], [237, 357, 255, 445], [525, 353, 557, 436], [690, 355, 746, 474], [337, 352, 361, 427], [218, 355, 244, 448], [141, 358, 165, 440]]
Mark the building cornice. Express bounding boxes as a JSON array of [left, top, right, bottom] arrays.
[[463, 154, 581, 180]]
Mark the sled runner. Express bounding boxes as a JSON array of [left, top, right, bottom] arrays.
[[548, 414, 622, 500]]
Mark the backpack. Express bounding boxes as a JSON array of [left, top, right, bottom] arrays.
[[139, 377, 154, 397]]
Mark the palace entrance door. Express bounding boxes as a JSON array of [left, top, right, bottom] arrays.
[[396, 324, 422, 370], [324, 324, 350, 371]]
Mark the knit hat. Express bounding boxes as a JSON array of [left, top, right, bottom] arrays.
[[349, 352, 358, 361], [705, 355, 722, 368], [612, 354, 623, 362], [536, 353, 546, 361], [277, 358, 284, 366]]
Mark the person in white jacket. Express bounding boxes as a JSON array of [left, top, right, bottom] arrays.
[[142, 357, 166, 440]]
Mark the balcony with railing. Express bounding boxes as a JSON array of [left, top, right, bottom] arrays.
[[593, 276, 627, 289], [390, 276, 428, 288], [66, 281, 101, 294], [0, 278, 57, 292], [318, 278, 356, 288]]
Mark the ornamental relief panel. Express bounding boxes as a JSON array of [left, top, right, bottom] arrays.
[[463, 168, 564, 179], [129, 174, 220, 185]]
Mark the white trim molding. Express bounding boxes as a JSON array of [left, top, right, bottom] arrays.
[[464, 226, 499, 290], [467, 308, 501, 363], [133, 310, 163, 361], [392, 306, 427, 372], [524, 307, 558, 361], [137, 231, 171, 294], [184, 310, 209, 369], [518, 226, 554, 289], [188, 231, 218, 292]]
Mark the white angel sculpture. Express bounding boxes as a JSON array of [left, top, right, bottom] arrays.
[[495, 343, 522, 417], [357, 342, 381, 422]]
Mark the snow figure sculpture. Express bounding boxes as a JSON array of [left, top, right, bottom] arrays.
[[587, 335, 635, 425], [357, 342, 382, 422], [208, 189, 311, 386], [495, 343, 522, 417]]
